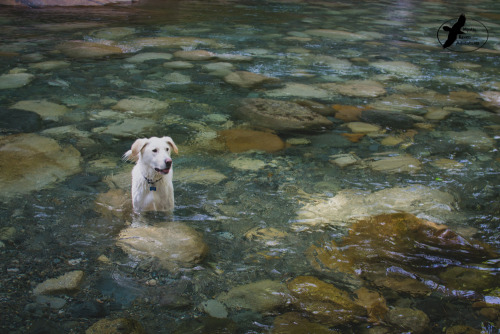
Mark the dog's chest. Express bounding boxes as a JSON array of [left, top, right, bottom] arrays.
[[139, 181, 170, 210]]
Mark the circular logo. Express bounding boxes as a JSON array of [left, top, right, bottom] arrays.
[[437, 15, 489, 52]]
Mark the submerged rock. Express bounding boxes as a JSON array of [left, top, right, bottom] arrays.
[[368, 154, 422, 174], [29, 60, 70, 71], [132, 36, 215, 49], [333, 80, 386, 98], [480, 91, 500, 113], [126, 52, 172, 63], [354, 287, 388, 324], [95, 189, 131, 219], [0, 133, 82, 198], [287, 276, 367, 326], [164, 72, 191, 85], [386, 307, 429, 334], [57, 40, 124, 58], [217, 280, 290, 312], [229, 157, 266, 171], [446, 129, 495, 150], [272, 312, 336, 334], [439, 266, 498, 292], [117, 222, 208, 272], [33, 270, 84, 295], [305, 29, 369, 41], [173, 50, 216, 61], [200, 299, 228, 319], [0, 72, 34, 89], [236, 98, 333, 132], [10, 99, 69, 121], [202, 62, 234, 76], [306, 213, 496, 287], [112, 96, 169, 115], [265, 83, 330, 99], [86, 318, 146, 334], [294, 185, 456, 229], [218, 129, 285, 153], [175, 168, 227, 185], [224, 71, 279, 88], [163, 60, 194, 69], [371, 60, 421, 77], [346, 121, 381, 133], [360, 109, 415, 130], [93, 118, 156, 137], [91, 27, 136, 40]]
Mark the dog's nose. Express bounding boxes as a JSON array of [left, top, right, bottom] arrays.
[[165, 159, 172, 168]]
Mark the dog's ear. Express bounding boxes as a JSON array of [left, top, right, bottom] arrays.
[[124, 138, 149, 162], [163, 136, 179, 154]]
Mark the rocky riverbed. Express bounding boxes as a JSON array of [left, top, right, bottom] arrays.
[[1, 0, 499, 333]]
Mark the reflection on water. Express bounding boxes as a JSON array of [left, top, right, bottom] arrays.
[[1, 0, 499, 333]]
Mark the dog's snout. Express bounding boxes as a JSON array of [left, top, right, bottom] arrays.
[[165, 159, 172, 168]]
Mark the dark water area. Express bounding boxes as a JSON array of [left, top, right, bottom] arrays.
[[0, 0, 499, 333]]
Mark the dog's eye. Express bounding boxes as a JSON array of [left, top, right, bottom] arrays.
[[152, 149, 158, 153], [166, 148, 169, 152]]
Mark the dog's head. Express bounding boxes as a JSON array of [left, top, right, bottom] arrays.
[[124, 136, 178, 174]]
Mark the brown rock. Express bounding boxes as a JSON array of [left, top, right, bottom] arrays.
[[305, 213, 497, 292], [332, 104, 365, 121], [341, 133, 365, 143], [354, 287, 389, 323], [288, 276, 367, 326], [218, 129, 285, 153]]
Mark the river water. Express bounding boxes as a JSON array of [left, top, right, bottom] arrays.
[[0, 0, 499, 333]]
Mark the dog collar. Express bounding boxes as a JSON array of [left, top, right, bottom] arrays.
[[143, 175, 163, 191]]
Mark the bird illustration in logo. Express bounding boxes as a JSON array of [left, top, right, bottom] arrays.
[[442, 14, 466, 48]]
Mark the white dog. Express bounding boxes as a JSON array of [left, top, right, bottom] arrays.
[[123, 136, 178, 212]]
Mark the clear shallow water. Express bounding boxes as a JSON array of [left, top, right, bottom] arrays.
[[1, 0, 500, 333]]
